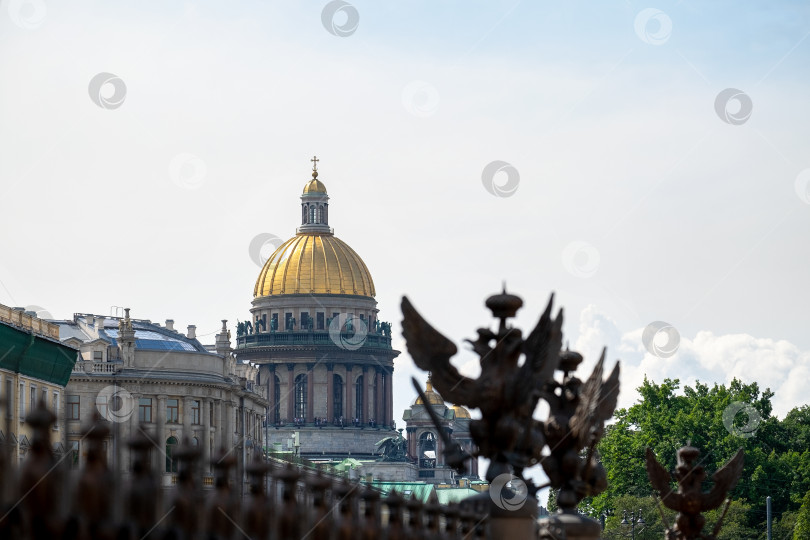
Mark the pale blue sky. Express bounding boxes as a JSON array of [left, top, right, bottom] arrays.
[[2, 0, 809, 498]]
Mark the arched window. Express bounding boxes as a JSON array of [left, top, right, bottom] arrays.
[[273, 375, 281, 423], [418, 432, 437, 469], [166, 436, 179, 473], [191, 437, 199, 447], [355, 375, 364, 422], [295, 374, 307, 420], [309, 205, 316, 224], [333, 374, 343, 419]]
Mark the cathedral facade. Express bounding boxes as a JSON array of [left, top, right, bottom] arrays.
[[235, 161, 400, 458]]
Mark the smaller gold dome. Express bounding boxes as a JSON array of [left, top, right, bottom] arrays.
[[303, 172, 327, 194], [414, 377, 444, 406], [452, 405, 471, 419]]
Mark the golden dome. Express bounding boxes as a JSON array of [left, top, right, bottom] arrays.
[[452, 405, 471, 419], [414, 378, 444, 406], [303, 173, 328, 194], [254, 233, 375, 297]]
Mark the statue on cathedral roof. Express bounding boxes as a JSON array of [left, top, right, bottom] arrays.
[[375, 432, 408, 462]]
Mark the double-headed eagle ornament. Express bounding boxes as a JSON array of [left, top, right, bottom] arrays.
[[402, 288, 620, 510], [646, 445, 744, 539]]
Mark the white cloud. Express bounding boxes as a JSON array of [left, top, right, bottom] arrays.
[[573, 306, 810, 418]]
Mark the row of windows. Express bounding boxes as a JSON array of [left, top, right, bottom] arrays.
[[254, 312, 372, 332], [271, 373, 385, 423], [67, 396, 221, 425], [68, 436, 207, 474], [1, 378, 59, 427]]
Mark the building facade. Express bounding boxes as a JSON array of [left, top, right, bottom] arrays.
[[0, 304, 78, 464], [55, 309, 266, 483], [403, 377, 480, 482], [235, 161, 400, 459]]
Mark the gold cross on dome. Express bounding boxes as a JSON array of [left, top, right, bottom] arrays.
[[311, 155, 319, 172]]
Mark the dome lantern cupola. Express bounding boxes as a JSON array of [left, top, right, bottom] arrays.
[[297, 155, 332, 235]]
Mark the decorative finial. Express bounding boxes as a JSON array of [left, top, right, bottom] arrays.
[[311, 155, 319, 178]]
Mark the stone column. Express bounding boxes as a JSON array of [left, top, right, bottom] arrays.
[[406, 427, 416, 459], [436, 429, 443, 467], [214, 399, 223, 452], [286, 364, 295, 422], [326, 363, 334, 422], [345, 364, 353, 422], [362, 366, 370, 423], [375, 368, 382, 425], [223, 400, 234, 453], [182, 396, 194, 441], [202, 397, 211, 473], [127, 392, 142, 473], [267, 365, 275, 424], [155, 395, 167, 473], [385, 368, 393, 426], [306, 363, 314, 423]]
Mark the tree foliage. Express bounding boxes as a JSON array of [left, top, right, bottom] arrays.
[[795, 489, 810, 539], [590, 377, 810, 535]]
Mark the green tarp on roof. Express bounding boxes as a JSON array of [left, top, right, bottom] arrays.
[[371, 482, 435, 502], [435, 487, 480, 504], [370, 482, 480, 504], [0, 322, 77, 386]]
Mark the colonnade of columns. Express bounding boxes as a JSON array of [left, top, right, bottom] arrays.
[[108, 393, 263, 476], [264, 363, 394, 426]]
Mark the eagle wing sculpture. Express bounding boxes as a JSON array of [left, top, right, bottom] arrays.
[[514, 294, 563, 404], [645, 447, 684, 509], [569, 351, 620, 449], [702, 448, 745, 510], [401, 296, 477, 407]]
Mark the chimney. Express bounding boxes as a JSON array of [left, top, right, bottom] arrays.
[[95, 316, 105, 330], [165, 319, 175, 331], [118, 308, 136, 367], [216, 320, 232, 373], [187, 325, 196, 340]]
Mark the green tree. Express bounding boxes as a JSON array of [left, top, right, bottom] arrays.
[[703, 500, 757, 539], [590, 377, 810, 533], [600, 495, 672, 540], [772, 510, 797, 540], [795, 489, 810, 540], [547, 488, 558, 513]]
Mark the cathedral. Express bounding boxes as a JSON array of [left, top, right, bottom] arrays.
[[234, 160, 479, 487], [235, 159, 400, 459]]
